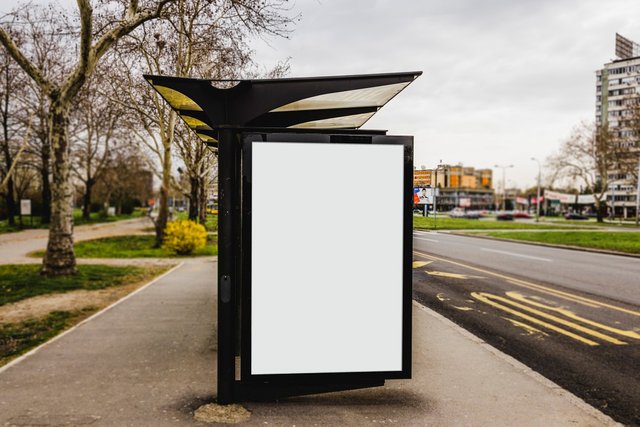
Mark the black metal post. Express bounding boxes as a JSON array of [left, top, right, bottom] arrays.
[[217, 127, 240, 404]]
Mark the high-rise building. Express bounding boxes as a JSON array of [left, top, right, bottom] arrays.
[[595, 33, 640, 218]]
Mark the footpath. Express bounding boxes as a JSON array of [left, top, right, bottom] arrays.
[[0, 257, 618, 426]]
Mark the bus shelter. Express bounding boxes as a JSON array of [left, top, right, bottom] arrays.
[[145, 71, 421, 403]]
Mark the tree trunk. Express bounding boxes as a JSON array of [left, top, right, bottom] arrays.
[[198, 174, 206, 226], [1, 117, 15, 226], [82, 178, 94, 220], [154, 143, 172, 248], [40, 139, 52, 225], [188, 175, 198, 221], [41, 101, 76, 276], [3, 176, 16, 226]]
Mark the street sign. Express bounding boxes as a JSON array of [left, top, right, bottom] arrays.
[[20, 199, 31, 216]]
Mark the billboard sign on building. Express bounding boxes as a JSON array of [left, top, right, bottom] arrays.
[[414, 187, 435, 205], [615, 33, 640, 59]]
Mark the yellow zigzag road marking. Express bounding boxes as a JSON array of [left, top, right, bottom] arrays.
[[506, 292, 640, 341], [426, 271, 482, 279], [413, 250, 640, 317], [471, 292, 626, 345], [470, 292, 599, 346], [412, 261, 432, 268]]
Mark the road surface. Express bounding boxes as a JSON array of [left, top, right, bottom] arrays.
[[412, 230, 640, 425]]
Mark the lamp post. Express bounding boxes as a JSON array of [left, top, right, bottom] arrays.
[[494, 164, 514, 211], [531, 157, 541, 222]]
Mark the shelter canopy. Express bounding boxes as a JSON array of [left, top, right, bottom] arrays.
[[144, 71, 422, 147]]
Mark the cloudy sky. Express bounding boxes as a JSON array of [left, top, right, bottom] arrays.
[[249, 0, 640, 188]]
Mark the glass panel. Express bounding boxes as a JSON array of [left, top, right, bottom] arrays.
[[154, 85, 203, 111], [272, 82, 410, 112], [289, 112, 375, 129]]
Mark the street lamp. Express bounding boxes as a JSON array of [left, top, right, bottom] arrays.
[[531, 157, 541, 222], [494, 164, 514, 211]]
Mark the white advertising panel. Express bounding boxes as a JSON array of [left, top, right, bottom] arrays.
[[251, 142, 404, 375], [20, 199, 31, 216]]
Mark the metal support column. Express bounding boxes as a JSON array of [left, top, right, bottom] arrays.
[[217, 127, 241, 404]]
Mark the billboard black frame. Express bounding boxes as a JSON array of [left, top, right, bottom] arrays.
[[233, 130, 413, 397]]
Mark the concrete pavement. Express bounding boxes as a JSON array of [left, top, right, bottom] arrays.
[[0, 257, 618, 426]]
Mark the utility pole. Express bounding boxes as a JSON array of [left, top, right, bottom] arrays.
[[531, 157, 541, 222], [494, 164, 514, 211]]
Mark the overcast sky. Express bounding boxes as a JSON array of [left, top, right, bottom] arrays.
[[4, 0, 640, 189], [249, 0, 640, 189]]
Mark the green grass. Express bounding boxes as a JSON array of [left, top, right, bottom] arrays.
[[0, 309, 92, 365], [32, 235, 217, 258], [0, 208, 145, 234], [474, 231, 640, 254], [541, 217, 640, 228], [0, 264, 168, 306], [174, 212, 218, 231], [412, 216, 579, 230]]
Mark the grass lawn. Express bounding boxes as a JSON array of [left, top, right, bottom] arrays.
[[0, 264, 168, 306], [32, 235, 217, 258], [474, 231, 640, 254], [1, 309, 93, 365], [413, 216, 579, 230], [542, 217, 640, 228], [0, 263, 169, 365], [0, 208, 144, 234], [174, 211, 218, 231]]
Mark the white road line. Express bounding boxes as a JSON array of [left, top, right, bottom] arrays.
[[414, 237, 439, 243], [481, 247, 552, 262]]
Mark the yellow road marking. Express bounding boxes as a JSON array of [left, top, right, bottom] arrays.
[[413, 250, 640, 318], [470, 292, 599, 346], [472, 292, 626, 345], [502, 317, 549, 337], [413, 261, 432, 268], [506, 292, 640, 341], [426, 271, 482, 279]]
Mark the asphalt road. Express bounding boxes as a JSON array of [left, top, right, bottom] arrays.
[[412, 231, 640, 425]]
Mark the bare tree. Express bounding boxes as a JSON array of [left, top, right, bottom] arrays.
[[70, 67, 124, 220], [547, 121, 626, 222], [0, 0, 189, 275], [111, 0, 292, 246], [0, 31, 25, 225]]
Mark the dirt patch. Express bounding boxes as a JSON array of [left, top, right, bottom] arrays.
[[0, 278, 159, 324], [194, 403, 251, 424]]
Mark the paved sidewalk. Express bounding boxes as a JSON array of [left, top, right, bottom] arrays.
[[0, 258, 618, 426]]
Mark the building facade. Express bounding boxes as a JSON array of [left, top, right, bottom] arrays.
[[595, 33, 640, 218], [413, 164, 494, 211]]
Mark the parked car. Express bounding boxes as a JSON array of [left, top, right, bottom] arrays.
[[496, 211, 514, 221], [564, 212, 589, 220], [513, 211, 531, 219]]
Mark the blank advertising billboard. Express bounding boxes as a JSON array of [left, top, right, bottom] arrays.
[[247, 140, 408, 377]]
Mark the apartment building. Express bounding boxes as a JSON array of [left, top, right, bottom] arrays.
[[595, 33, 640, 218]]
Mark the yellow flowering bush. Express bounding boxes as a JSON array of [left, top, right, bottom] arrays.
[[163, 220, 207, 255]]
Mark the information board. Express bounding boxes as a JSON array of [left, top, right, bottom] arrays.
[[246, 141, 408, 377]]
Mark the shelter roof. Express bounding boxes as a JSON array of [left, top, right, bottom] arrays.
[[144, 71, 422, 147]]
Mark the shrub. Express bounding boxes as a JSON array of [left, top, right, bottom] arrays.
[[163, 220, 207, 255]]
